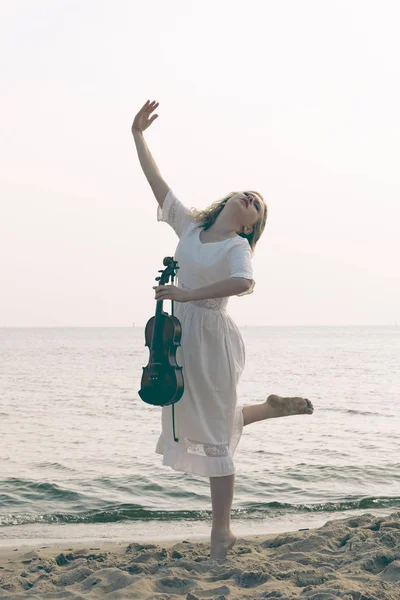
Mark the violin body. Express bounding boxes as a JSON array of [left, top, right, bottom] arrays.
[[138, 257, 184, 407], [139, 312, 184, 406]]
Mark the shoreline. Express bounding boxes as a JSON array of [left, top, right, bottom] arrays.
[[1, 506, 397, 550]]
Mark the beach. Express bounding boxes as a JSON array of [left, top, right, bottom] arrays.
[[1, 511, 399, 599], [2, 326, 400, 598]]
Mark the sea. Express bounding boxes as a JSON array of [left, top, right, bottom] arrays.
[[1, 326, 399, 549]]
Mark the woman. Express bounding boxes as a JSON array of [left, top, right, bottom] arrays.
[[132, 100, 314, 561]]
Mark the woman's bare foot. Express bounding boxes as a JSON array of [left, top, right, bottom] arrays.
[[265, 394, 314, 418], [210, 528, 237, 561]]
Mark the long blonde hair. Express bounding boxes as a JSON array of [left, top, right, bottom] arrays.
[[187, 190, 267, 255]]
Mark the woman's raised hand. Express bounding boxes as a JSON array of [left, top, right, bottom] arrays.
[[132, 100, 159, 134]]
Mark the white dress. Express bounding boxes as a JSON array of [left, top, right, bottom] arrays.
[[155, 189, 255, 478]]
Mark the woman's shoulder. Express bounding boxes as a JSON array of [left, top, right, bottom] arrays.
[[227, 235, 254, 259], [231, 234, 251, 247]]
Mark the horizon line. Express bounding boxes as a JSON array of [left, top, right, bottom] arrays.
[[0, 324, 398, 329]]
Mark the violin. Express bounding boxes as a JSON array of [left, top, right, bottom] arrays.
[[138, 257, 184, 441]]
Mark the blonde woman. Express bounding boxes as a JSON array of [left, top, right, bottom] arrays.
[[132, 100, 314, 561]]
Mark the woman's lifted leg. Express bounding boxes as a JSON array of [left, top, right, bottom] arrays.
[[243, 394, 314, 426]]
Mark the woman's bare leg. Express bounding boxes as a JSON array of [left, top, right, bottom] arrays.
[[209, 474, 237, 560], [242, 402, 268, 426], [207, 395, 313, 560], [243, 394, 314, 426]]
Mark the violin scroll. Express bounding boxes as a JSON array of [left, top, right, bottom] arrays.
[[155, 256, 180, 286]]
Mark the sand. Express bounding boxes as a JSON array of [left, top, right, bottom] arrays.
[[1, 511, 400, 599]]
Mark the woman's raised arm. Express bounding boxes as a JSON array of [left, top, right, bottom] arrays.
[[131, 100, 170, 209]]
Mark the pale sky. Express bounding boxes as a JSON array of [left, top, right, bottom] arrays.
[[1, 0, 399, 326]]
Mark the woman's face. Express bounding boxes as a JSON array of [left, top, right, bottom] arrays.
[[232, 191, 265, 228]]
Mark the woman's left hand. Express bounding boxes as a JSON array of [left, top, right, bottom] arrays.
[[152, 284, 189, 303]]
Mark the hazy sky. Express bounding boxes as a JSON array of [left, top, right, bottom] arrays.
[[1, 0, 399, 326]]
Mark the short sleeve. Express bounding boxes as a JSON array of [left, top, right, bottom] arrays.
[[227, 241, 255, 296], [157, 188, 192, 239]]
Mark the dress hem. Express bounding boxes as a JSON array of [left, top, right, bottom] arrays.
[[155, 405, 244, 478]]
